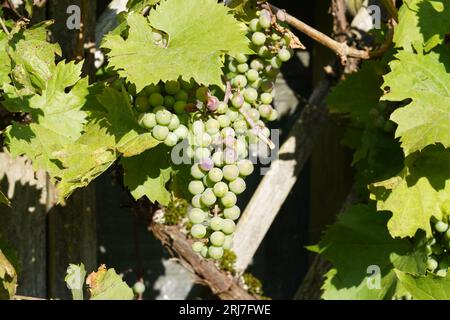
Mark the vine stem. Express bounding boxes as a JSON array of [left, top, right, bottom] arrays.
[[0, 17, 10, 36], [267, 3, 391, 64], [380, 0, 399, 22]]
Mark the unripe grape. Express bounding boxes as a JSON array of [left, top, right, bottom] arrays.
[[156, 109, 172, 125], [164, 132, 178, 147], [237, 159, 254, 176], [174, 124, 188, 140], [250, 79, 262, 89], [237, 63, 249, 73], [203, 175, 215, 188], [174, 89, 188, 101], [223, 206, 240, 220], [191, 163, 206, 179], [223, 148, 238, 165], [208, 246, 223, 259], [228, 60, 237, 72], [217, 102, 228, 114], [152, 125, 169, 141], [210, 231, 225, 246], [145, 84, 161, 95], [135, 95, 150, 112], [192, 241, 204, 253], [244, 88, 258, 102], [257, 45, 270, 58], [206, 119, 220, 135], [199, 157, 214, 171], [138, 113, 157, 129], [223, 235, 233, 250], [213, 181, 229, 198], [435, 221, 449, 233], [271, 33, 282, 41], [271, 56, 283, 69], [192, 120, 205, 135], [233, 119, 248, 135], [210, 216, 224, 231], [207, 96, 219, 112], [278, 48, 292, 62], [252, 32, 267, 46], [246, 69, 260, 82], [201, 188, 217, 207], [248, 108, 260, 121], [221, 191, 237, 208], [221, 127, 236, 139], [173, 100, 187, 114], [189, 208, 206, 224], [250, 59, 264, 71], [223, 165, 239, 181], [235, 53, 248, 64], [232, 75, 247, 88], [229, 177, 246, 195], [261, 80, 275, 92], [268, 108, 279, 121], [208, 168, 223, 183], [259, 9, 272, 29], [249, 18, 261, 32], [188, 180, 205, 195], [226, 109, 239, 122], [133, 281, 146, 294], [168, 115, 180, 130], [164, 80, 180, 95], [201, 246, 208, 257], [231, 94, 244, 108], [218, 115, 231, 128], [191, 194, 203, 208], [260, 92, 273, 104], [191, 224, 207, 239], [212, 151, 224, 167], [149, 93, 164, 107], [222, 219, 236, 234], [163, 95, 175, 108], [196, 86, 209, 102]]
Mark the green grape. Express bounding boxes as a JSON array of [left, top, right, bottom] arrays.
[[145, 84, 161, 95], [222, 219, 236, 234], [193, 120, 205, 135], [164, 95, 175, 107], [195, 148, 211, 161], [208, 168, 223, 183], [260, 92, 273, 104], [213, 181, 228, 198], [208, 246, 224, 259], [135, 95, 150, 112], [246, 69, 260, 82], [237, 63, 249, 73], [233, 119, 248, 135], [252, 32, 266, 46], [173, 100, 187, 114], [250, 79, 262, 89], [261, 127, 270, 138], [133, 281, 146, 294], [174, 125, 188, 140], [278, 48, 292, 62], [231, 94, 244, 108], [201, 188, 217, 207], [250, 59, 264, 71], [435, 221, 448, 233], [203, 175, 215, 188], [226, 109, 239, 122], [138, 113, 157, 129], [164, 132, 178, 147], [210, 231, 225, 246], [427, 258, 438, 271], [191, 163, 206, 179], [152, 125, 169, 140], [229, 177, 246, 195], [235, 53, 248, 64], [223, 148, 237, 165], [223, 165, 239, 181], [223, 235, 233, 250], [149, 93, 164, 107], [168, 115, 180, 130], [221, 127, 236, 139], [191, 224, 207, 239], [155, 109, 172, 126], [228, 60, 237, 73], [271, 56, 283, 69], [210, 216, 224, 231], [196, 86, 209, 102], [195, 132, 212, 147], [189, 208, 206, 224], [206, 119, 220, 135], [188, 180, 205, 195], [244, 88, 258, 102], [221, 191, 237, 208], [223, 206, 240, 220], [261, 80, 275, 92], [232, 75, 248, 88], [175, 90, 188, 101], [217, 102, 228, 114], [248, 108, 260, 121], [153, 106, 166, 113], [268, 108, 279, 121], [259, 9, 272, 29], [257, 45, 270, 58], [218, 115, 231, 128], [212, 151, 224, 167], [192, 241, 204, 253], [271, 33, 281, 41], [164, 80, 180, 95], [249, 18, 261, 32], [191, 194, 203, 208], [237, 159, 254, 176]]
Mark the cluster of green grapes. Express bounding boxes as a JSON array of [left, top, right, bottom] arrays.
[[121, 8, 294, 260], [425, 219, 450, 277]]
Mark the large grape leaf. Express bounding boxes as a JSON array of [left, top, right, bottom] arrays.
[[370, 146, 450, 238], [86, 265, 133, 300], [121, 145, 172, 205], [382, 51, 450, 156], [127, 0, 161, 11], [312, 204, 427, 299], [395, 270, 450, 300], [103, 0, 251, 91], [96, 87, 160, 157], [394, 0, 450, 52]]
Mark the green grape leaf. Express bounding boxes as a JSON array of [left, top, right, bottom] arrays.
[[0, 191, 10, 207], [65, 263, 87, 300], [0, 250, 17, 300], [121, 145, 172, 205], [86, 265, 133, 300], [382, 51, 450, 156], [55, 120, 117, 201], [103, 0, 251, 91], [225, 0, 258, 20], [395, 270, 450, 300], [313, 204, 427, 300], [127, 0, 161, 11], [370, 146, 450, 238], [394, 0, 450, 52], [96, 87, 160, 157]]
